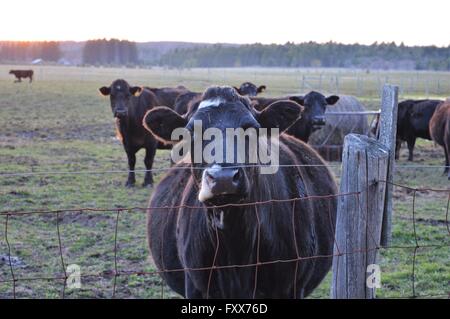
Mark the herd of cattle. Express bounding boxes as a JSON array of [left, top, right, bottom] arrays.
[[95, 78, 449, 298], [8, 69, 450, 298], [97, 78, 450, 188], [98, 80, 341, 187]]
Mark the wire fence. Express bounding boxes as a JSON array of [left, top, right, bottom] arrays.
[[299, 73, 450, 98], [0, 164, 449, 299], [2, 163, 450, 178]]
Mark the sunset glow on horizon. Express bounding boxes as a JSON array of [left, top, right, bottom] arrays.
[[1, 0, 449, 46]]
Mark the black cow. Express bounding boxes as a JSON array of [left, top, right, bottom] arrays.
[[145, 86, 189, 108], [252, 91, 339, 143], [144, 86, 338, 298], [99, 79, 160, 187], [395, 99, 441, 161], [9, 70, 33, 83], [234, 82, 266, 96], [174, 91, 202, 115]]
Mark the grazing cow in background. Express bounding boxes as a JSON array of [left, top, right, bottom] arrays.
[[144, 86, 338, 298], [99, 79, 160, 187], [145, 85, 189, 109], [252, 91, 339, 143], [234, 82, 266, 96], [9, 70, 33, 83], [429, 100, 450, 179], [395, 99, 441, 161]]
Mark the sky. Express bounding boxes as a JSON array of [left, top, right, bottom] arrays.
[[0, 0, 449, 46]]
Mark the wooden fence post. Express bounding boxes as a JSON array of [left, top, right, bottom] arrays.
[[331, 85, 398, 298], [331, 134, 389, 299], [378, 85, 399, 246]]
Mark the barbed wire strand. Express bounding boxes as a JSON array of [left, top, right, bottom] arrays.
[[2, 163, 450, 178]]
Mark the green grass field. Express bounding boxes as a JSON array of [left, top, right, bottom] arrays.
[[0, 65, 449, 298]]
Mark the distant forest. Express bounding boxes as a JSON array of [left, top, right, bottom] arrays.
[[0, 40, 449, 70], [82, 39, 138, 65], [159, 42, 450, 70]]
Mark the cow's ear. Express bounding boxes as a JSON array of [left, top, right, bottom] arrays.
[[99, 86, 110, 96], [326, 95, 339, 105], [143, 107, 188, 143], [257, 85, 266, 93], [256, 100, 303, 132], [289, 95, 305, 106], [130, 86, 142, 96], [233, 87, 242, 95]]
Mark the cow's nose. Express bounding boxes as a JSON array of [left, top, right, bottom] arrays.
[[312, 116, 326, 126], [204, 167, 241, 196], [114, 109, 127, 117]]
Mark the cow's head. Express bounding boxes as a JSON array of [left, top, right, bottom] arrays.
[[99, 79, 141, 118], [289, 91, 339, 129], [144, 86, 302, 206], [8, 70, 13, 74], [234, 82, 266, 97]]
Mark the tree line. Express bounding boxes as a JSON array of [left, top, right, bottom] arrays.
[[1, 40, 449, 71], [0, 41, 61, 62], [158, 42, 450, 71], [82, 39, 138, 65]]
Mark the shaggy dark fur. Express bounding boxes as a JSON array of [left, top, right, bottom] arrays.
[[145, 86, 338, 298]]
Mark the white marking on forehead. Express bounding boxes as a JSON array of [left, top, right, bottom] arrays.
[[116, 85, 121, 90], [198, 98, 225, 110]]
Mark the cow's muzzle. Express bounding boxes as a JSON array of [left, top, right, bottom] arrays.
[[114, 109, 127, 118], [198, 166, 246, 203], [311, 116, 326, 130]]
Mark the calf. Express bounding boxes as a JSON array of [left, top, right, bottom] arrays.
[[144, 86, 338, 298], [9, 70, 33, 83], [99, 79, 160, 187], [429, 101, 450, 179], [396, 99, 441, 161], [234, 82, 266, 96], [252, 91, 339, 142]]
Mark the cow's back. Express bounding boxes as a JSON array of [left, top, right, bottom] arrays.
[[146, 87, 189, 108]]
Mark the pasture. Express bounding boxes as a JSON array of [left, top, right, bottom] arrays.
[[0, 65, 449, 298]]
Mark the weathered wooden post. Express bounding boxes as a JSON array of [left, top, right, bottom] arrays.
[[331, 85, 398, 298], [378, 85, 399, 246]]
